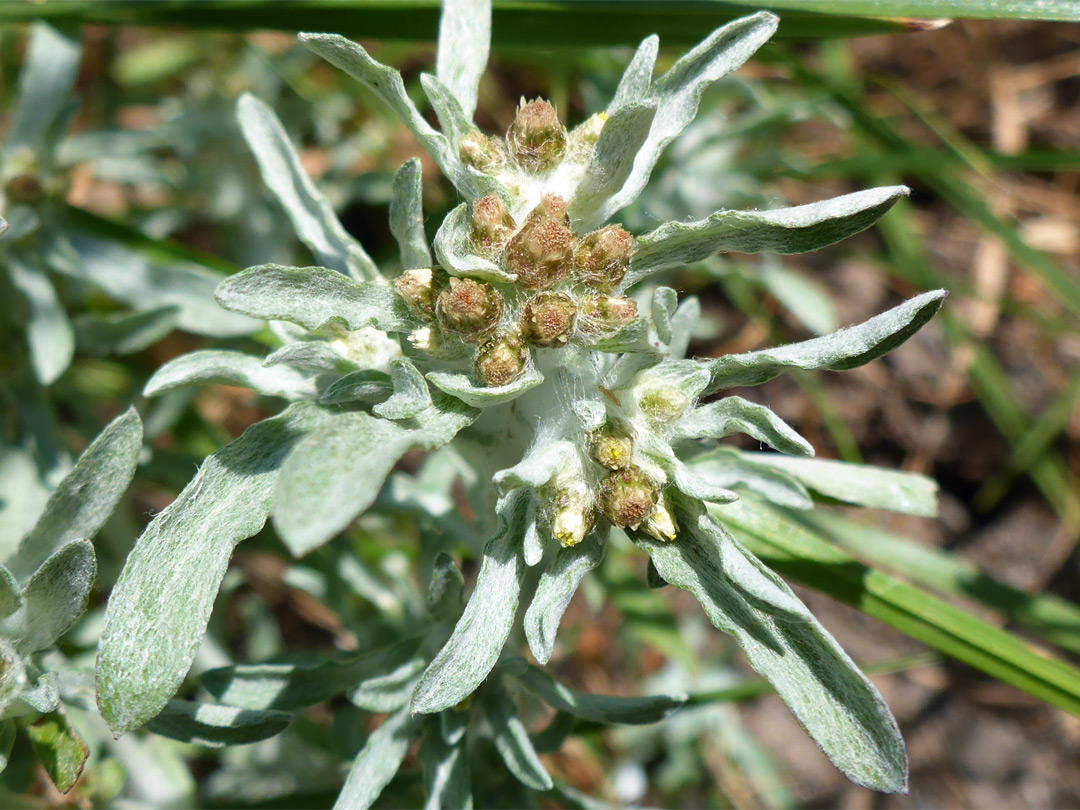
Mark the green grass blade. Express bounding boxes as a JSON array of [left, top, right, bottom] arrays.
[[713, 498, 1080, 718]]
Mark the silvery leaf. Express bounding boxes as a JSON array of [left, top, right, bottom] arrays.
[[683, 449, 813, 510], [435, 0, 490, 120], [628, 186, 910, 286], [236, 93, 378, 282], [6, 254, 74, 386], [263, 341, 355, 373], [569, 101, 657, 231], [373, 358, 432, 420], [433, 203, 515, 283], [347, 651, 428, 713], [145, 700, 293, 748], [675, 396, 814, 456], [509, 661, 686, 725], [485, 681, 553, 791], [701, 290, 947, 393], [14, 539, 95, 654], [494, 441, 576, 494], [319, 369, 393, 404], [97, 403, 328, 734], [608, 34, 658, 112], [73, 305, 180, 356], [389, 158, 432, 271], [143, 350, 318, 400], [742, 453, 939, 517], [427, 553, 465, 620], [633, 499, 908, 793], [420, 718, 472, 810], [9, 407, 142, 580], [411, 491, 529, 714], [334, 706, 422, 810], [651, 286, 677, 347], [667, 295, 700, 360], [599, 12, 778, 223], [524, 532, 605, 665], [4, 23, 80, 157], [0, 568, 20, 618], [427, 364, 544, 408], [215, 264, 413, 333]]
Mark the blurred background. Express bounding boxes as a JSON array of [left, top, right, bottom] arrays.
[[1, 6, 1079, 808]]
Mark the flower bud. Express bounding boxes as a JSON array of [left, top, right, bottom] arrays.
[[504, 195, 572, 291], [459, 130, 506, 173], [475, 333, 529, 387], [469, 195, 517, 259], [546, 484, 595, 547], [436, 278, 504, 342], [643, 491, 678, 542], [586, 421, 633, 470], [637, 383, 690, 425], [599, 465, 660, 531], [506, 98, 568, 173], [395, 268, 441, 322], [573, 225, 634, 291], [521, 291, 577, 347], [566, 112, 606, 161], [579, 295, 638, 333]]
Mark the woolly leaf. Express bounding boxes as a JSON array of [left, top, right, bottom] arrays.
[[145, 700, 293, 748], [433, 203, 516, 283], [420, 718, 472, 810], [608, 34, 658, 112], [319, 369, 394, 404], [236, 93, 378, 281], [524, 533, 605, 665], [73, 305, 180, 356], [4, 23, 80, 157], [411, 492, 529, 714], [263, 341, 355, 373], [143, 350, 318, 400], [427, 553, 465, 620], [96, 404, 326, 734], [485, 682, 553, 791], [334, 706, 422, 810], [435, 0, 490, 120], [215, 264, 413, 333], [7, 254, 74, 386], [676, 396, 814, 456], [427, 364, 544, 408], [629, 186, 910, 285], [701, 290, 947, 393], [373, 358, 432, 420], [683, 449, 813, 510], [16, 539, 96, 654], [389, 158, 432, 271]]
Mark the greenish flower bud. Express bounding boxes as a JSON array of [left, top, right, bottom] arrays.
[[436, 277, 504, 342], [475, 333, 529, 387], [506, 98, 567, 173], [643, 491, 679, 542], [395, 267, 441, 322], [458, 129, 506, 173], [579, 294, 638, 333], [573, 225, 634, 291], [586, 420, 634, 470], [504, 194, 572, 291], [598, 465, 660, 531], [637, 383, 690, 425], [469, 195, 517, 259], [566, 112, 607, 162], [521, 291, 577, 347], [546, 483, 595, 547]]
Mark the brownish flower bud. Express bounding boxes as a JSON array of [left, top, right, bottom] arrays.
[[436, 277, 503, 342], [459, 130, 506, 173], [598, 465, 659, 530], [475, 333, 529, 387], [506, 98, 567, 173], [504, 195, 572, 291], [586, 421, 634, 470], [573, 225, 634, 291], [469, 195, 517, 259], [4, 173, 43, 205], [579, 295, 638, 333], [395, 268, 441, 322], [521, 291, 577, 347]]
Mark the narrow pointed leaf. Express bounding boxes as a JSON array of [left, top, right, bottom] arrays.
[[5, 23, 80, 157], [599, 12, 778, 222], [745, 453, 939, 517], [629, 186, 910, 284], [676, 396, 814, 456], [436, 0, 490, 120], [427, 553, 465, 620], [97, 404, 326, 734], [17, 539, 96, 654], [511, 661, 686, 725], [236, 93, 378, 281], [524, 533, 605, 665], [7, 254, 74, 385], [411, 492, 529, 714], [215, 264, 413, 333], [389, 158, 432, 271], [73, 305, 179, 356], [634, 500, 907, 793], [700, 290, 947, 393], [684, 448, 813, 510], [608, 34, 658, 112], [143, 350, 318, 400], [420, 719, 472, 810], [485, 683, 553, 791], [334, 706, 422, 810], [145, 700, 293, 748], [427, 364, 543, 408], [10, 407, 141, 580], [263, 341, 355, 373]]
